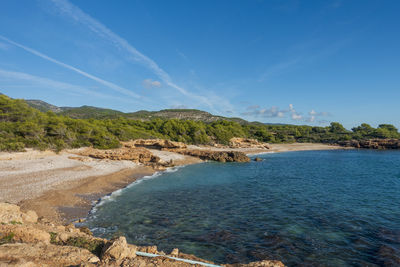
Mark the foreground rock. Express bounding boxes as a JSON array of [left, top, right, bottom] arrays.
[[338, 139, 400, 149], [0, 203, 284, 266]]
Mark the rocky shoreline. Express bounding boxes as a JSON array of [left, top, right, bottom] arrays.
[[338, 139, 400, 149], [0, 140, 345, 266], [0, 202, 285, 266]]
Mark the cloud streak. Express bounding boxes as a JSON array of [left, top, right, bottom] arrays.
[[142, 79, 161, 89], [49, 0, 212, 107], [0, 68, 138, 103], [0, 34, 141, 99]]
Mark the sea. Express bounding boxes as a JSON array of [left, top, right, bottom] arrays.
[[83, 150, 400, 266]]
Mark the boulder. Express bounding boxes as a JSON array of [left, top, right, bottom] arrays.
[[254, 157, 263, 162], [22, 210, 38, 223], [170, 248, 179, 257], [101, 236, 136, 261], [0, 203, 23, 224]]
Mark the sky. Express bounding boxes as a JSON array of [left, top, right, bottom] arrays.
[[0, 0, 399, 129]]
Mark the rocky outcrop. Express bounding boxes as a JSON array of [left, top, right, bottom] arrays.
[[0, 203, 285, 266], [170, 148, 251, 163], [123, 139, 187, 150], [79, 146, 160, 164], [338, 139, 400, 149], [229, 138, 270, 149]]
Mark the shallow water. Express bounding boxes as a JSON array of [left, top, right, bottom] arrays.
[[84, 150, 400, 266]]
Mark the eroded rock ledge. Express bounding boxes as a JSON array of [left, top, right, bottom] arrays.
[[77, 139, 256, 166], [338, 139, 400, 149], [0, 202, 284, 267]]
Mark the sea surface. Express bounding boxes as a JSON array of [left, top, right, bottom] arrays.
[[84, 150, 400, 266]]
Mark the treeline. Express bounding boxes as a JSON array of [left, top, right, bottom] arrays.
[[1, 94, 399, 151]]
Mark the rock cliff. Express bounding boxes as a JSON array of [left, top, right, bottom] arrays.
[[338, 139, 400, 149], [0, 202, 284, 266]]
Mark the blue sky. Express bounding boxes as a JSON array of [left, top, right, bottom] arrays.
[[0, 0, 399, 128]]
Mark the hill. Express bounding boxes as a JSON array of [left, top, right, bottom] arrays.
[[25, 100, 62, 113], [24, 98, 251, 124]]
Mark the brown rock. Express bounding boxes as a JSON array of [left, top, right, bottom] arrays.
[[1, 225, 50, 244], [101, 236, 136, 261], [0, 202, 23, 224], [124, 139, 187, 150], [229, 137, 270, 149], [0, 243, 97, 266], [254, 157, 263, 162], [170, 248, 179, 257], [338, 139, 400, 149], [79, 146, 160, 164], [22, 210, 38, 223], [170, 148, 250, 162]]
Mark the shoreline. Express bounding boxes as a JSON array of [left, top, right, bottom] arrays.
[[0, 142, 346, 224]]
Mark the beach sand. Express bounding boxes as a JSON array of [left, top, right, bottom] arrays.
[[0, 143, 345, 223]]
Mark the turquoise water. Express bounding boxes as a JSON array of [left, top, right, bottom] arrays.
[[84, 150, 400, 266]]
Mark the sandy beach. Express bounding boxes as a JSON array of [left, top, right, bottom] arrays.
[[0, 143, 345, 223]]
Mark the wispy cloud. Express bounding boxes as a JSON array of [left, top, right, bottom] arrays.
[[142, 79, 161, 89], [258, 38, 351, 82], [304, 109, 330, 123], [0, 42, 10, 51], [0, 68, 137, 103], [241, 103, 331, 124], [0, 35, 141, 99], [242, 106, 287, 118], [48, 0, 213, 108]]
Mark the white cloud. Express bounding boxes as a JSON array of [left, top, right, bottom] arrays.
[[142, 79, 161, 89], [0, 35, 140, 99], [309, 109, 329, 116], [289, 104, 302, 120], [242, 106, 287, 118], [49, 0, 212, 108]]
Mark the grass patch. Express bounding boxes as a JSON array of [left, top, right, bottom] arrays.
[[49, 232, 58, 244], [9, 220, 22, 225], [0, 233, 15, 245], [62, 236, 105, 257]]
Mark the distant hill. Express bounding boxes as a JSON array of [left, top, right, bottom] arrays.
[[25, 100, 62, 113], [59, 106, 125, 119], [23, 98, 257, 124]]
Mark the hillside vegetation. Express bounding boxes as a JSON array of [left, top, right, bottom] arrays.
[[1, 94, 399, 152]]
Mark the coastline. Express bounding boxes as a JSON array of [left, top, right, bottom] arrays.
[[0, 143, 346, 224]]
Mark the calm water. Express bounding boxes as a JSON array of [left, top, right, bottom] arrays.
[[84, 150, 400, 266]]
